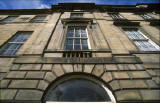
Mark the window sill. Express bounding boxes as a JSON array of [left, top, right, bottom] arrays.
[[130, 50, 160, 54]]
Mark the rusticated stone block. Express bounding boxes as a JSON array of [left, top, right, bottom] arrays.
[[73, 64, 83, 72], [113, 72, 130, 79], [105, 64, 118, 71], [20, 64, 41, 70], [44, 72, 56, 82], [38, 80, 49, 91], [6, 71, 26, 78], [109, 80, 120, 90], [0, 80, 10, 88], [15, 90, 43, 100], [52, 64, 64, 77], [9, 80, 38, 89], [101, 72, 113, 82], [128, 64, 137, 70], [84, 64, 94, 73], [10, 64, 20, 70], [92, 65, 104, 77], [140, 90, 160, 100], [62, 64, 73, 73], [0, 89, 17, 100], [41, 64, 52, 71], [131, 71, 150, 78], [26, 71, 45, 79], [115, 90, 142, 101], [146, 80, 159, 88], [119, 80, 148, 89]]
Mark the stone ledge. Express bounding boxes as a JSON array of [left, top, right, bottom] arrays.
[[13, 56, 142, 64]]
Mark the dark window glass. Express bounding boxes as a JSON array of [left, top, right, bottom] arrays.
[[0, 31, 32, 55], [1, 16, 18, 22], [44, 79, 111, 102], [31, 16, 46, 22], [71, 13, 83, 18]]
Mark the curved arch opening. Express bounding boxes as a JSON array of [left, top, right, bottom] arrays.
[[43, 74, 116, 103]]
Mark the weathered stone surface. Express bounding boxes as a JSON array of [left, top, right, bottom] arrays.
[[140, 90, 160, 100], [115, 90, 142, 101], [105, 64, 118, 71], [20, 64, 41, 70], [146, 80, 159, 88], [9, 80, 38, 88], [119, 80, 148, 88], [38, 80, 49, 91], [0, 80, 10, 88], [73, 64, 83, 72], [6, 71, 26, 78], [117, 64, 128, 70], [52, 64, 64, 77], [135, 64, 145, 70], [0, 73, 6, 80], [92, 65, 104, 77], [84, 64, 94, 73], [41, 64, 52, 71], [62, 64, 73, 73], [109, 80, 120, 90], [128, 64, 137, 70], [10, 64, 20, 70], [15, 90, 43, 100], [0, 89, 17, 100], [131, 71, 150, 78], [25, 71, 45, 79], [113, 72, 130, 79], [44, 72, 56, 82], [101, 72, 113, 82]]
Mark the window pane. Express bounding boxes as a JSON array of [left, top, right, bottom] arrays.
[[2, 16, 18, 22], [65, 45, 73, 50], [74, 39, 80, 45], [43, 79, 111, 102], [10, 32, 32, 42], [1, 44, 22, 55], [67, 28, 74, 37], [66, 39, 73, 45], [82, 44, 88, 50], [81, 39, 87, 44], [31, 16, 46, 22], [75, 28, 80, 37], [74, 45, 81, 50], [81, 28, 87, 37]]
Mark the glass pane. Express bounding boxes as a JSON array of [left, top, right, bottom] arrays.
[[82, 44, 88, 50], [44, 79, 111, 102], [65, 45, 73, 50], [75, 28, 80, 37], [32, 16, 46, 21], [67, 28, 74, 37], [81, 28, 87, 37], [66, 39, 73, 45], [74, 45, 81, 50], [2, 16, 18, 22], [1, 44, 22, 55], [81, 39, 87, 44], [74, 39, 80, 45]]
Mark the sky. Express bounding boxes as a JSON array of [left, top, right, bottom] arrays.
[[0, 0, 159, 9]]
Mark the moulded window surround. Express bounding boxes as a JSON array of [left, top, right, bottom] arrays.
[[70, 13, 83, 18], [43, 74, 116, 103], [0, 31, 32, 55], [1, 16, 18, 22], [64, 26, 91, 50], [123, 28, 160, 51]]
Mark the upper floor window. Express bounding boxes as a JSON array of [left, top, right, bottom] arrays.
[[71, 13, 83, 18], [139, 14, 153, 20], [0, 31, 32, 55], [30, 15, 46, 22], [1, 16, 18, 22], [20, 17, 30, 21], [109, 13, 124, 20], [64, 26, 90, 50], [123, 28, 160, 51]]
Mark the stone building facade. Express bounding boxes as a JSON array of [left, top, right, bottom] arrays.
[[0, 3, 159, 103]]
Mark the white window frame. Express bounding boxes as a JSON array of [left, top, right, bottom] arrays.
[[64, 26, 91, 50]]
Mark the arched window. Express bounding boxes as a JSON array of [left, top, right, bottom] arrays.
[[43, 74, 116, 103]]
